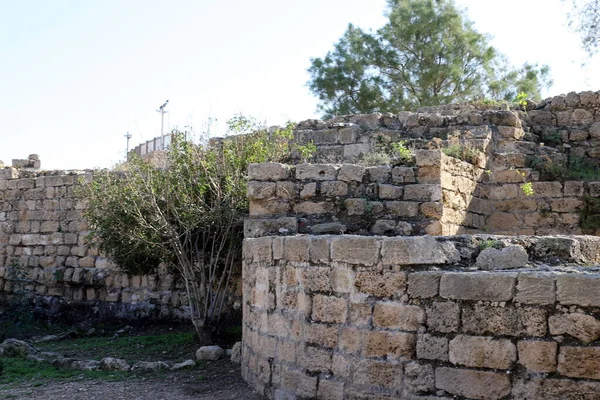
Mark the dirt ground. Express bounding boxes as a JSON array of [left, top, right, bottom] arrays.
[[0, 359, 264, 400], [0, 320, 264, 400]]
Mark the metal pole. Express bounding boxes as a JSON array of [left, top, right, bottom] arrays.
[[161, 113, 165, 149], [125, 131, 132, 161]]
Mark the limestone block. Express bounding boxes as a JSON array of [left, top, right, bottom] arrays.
[[392, 166, 416, 183], [345, 198, 366, 215], [426, 302, 460, 333], [249, 199, 290, 216], [420, 202, 443, 219], [564, 181, 584, 196], [331, 236, 380, 266], [435, 367, 511, 400], [408, 272, 441, 298], [305, 323, 338, 348], [316, 379, 343, 400], [515, 272, 556, 305], [283, 236, 310, 262], [353, 359, 402, 389], [243, 217, 298, 238], [497, 126, 524, 140], [246, 181, 276, 200], [365, 331, 414, 359], [403, 362, 435, 395], [416, 334, 448, 361], [320, 181, 348, 197], [299, 182, 316, 199], [385, 201, 419, 217], [417, 166, 441, 183], [312, 295, 347, 324], [381, 236, 459, 266], [449, 335, 516, 369], [372, 303, 425, 331], [512, 377, 600, 400], [589, 181, 600, 197], [404, 184, 442, 201], [571, 108, 594, 125], [350, 113, 381, 129], [474, 245, 528, 270], [486, 110, 521, 127], [309, 236, 330, 263], [371, 220, 397, 235], [243, 237, 273, 264], [415, 150, 441, 166], [517, 340, 557, 373], [378, 184, 403, 199], [549, 313, 600, 343], [293, 201, 335, 215], [337, 164, 365, 182], [247, 163, 289, 181], [301, 267, 331, 292], [557, 274, 600, 306], [343, 143, 371, 159], [440, 272, 516, 301], [338, 327, 362, 354], [462, 304, 547, 337], [312, 129, 338, 144], [348, 302, 373, 327], [296, 164, 337, 181], [486, 213, 520, 231], [354, 271, 406, 298], [366, 166, 391, 183], [570, 129, 589, 141], [550, 198, 583, 212], [338, 125, 361, 143], [558, 346, 600, 380]]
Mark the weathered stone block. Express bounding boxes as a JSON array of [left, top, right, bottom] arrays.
[[321, 181, 348, 197], [435, 367, 511, 400], [517, 340, 557, 373], [474, 245, 528, 270], [404, 184, 442, 201], [283, 236, 310, 262], [372, 303, 425, 331], [312, 295, 347, 324], [440, 272, 516, 301], [304, 323, 338, 348], [247, 163, 289, 181], [381, 237, 458, 266], [343, 143, 370, 159], [549, 313, 600, 343], [293, 201, 335, 215], [243, 237, 273, 264], [462, 304, 547, 337], [338, 164, 365, 182], [247, 181, 276, 199], [354, 271, 406, 298], [299, 182, 316, 199], [558, 346, 600, 380], [512, 377, 600, 400], [367, 166, 391, 183], [415, 150, 441, 167], [331, 236, 380, 266], [385, 201, 419, 217], [243, 217, 298, 238], [338, 327, 362, 355], [365, 331, 414, 359], [378, 184, 403, 199], [249, 199, 290, 216], [407, 272, 441, 298], [309, 236, 330, 263], [416, 334, 448, 361], [392, 167, 416, 183], [449, 335, 516, 369], [426, 302, 460, 333], [557, 274, 600, 307], [295, 164, 337, 181], [516, 272, 556, 305], [403, 362, 435, 395], [353, 359, 402, 389]]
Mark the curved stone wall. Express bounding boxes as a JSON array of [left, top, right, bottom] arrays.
[[242, 234, 600, 400]]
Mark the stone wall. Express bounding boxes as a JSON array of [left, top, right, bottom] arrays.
[[245, 155, 443, 239], [0, 168, 195, 322], [242, 234, 600, 400], [245, 157, 600, 238]]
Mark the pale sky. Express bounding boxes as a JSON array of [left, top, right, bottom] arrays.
[[2, 0, 599, 170]]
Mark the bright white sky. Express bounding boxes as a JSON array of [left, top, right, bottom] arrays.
[[2, 0, 599, 170]]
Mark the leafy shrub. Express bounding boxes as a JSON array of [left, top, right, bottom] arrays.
[[581, 195, 600, 234], [442, 144, 482, 165], [529, 155, 600, 181]]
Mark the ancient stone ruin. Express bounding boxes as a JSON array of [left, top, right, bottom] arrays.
[[1, 90, 600, 399], [241, 91, 600, 399]]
